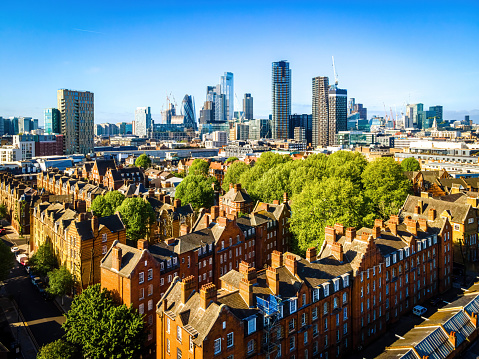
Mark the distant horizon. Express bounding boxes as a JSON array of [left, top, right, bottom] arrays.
[[1, 1, 478, 125]]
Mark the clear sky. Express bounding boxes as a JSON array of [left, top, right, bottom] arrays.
[[1, 0, 478, 125]]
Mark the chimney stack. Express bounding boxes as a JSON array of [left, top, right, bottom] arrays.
[[345, 227, 356, 244], [234, 183, 241, 193], [417, 199, 423, 213], [137, 239, 148, 250], [448, 331, 456, 348], [334, 223, 345, 236], [180, 224, 190, 236], [406, 219, 418, 236], [331, 242, 344, 262], [112, 246, 122, 271], [217, 215, 227, 227], [273, 200, 279, 205], [92, 215, 99, 238], [200, 283, 217, 310], [283, 192, 288, 203], [421, 192, 431, 198], [174, 198, 181, 209], [266, 266, 279, 295], [306, 247, 317, 263], [271, 250, 282, 268], [284, 254, 297, 276], [325, 226, 336, 244], [180, 276, 195, 304], [428, 208, 436, 221], [374, 219, 384, 228], [211, 206, 219, 221], [239, 261, 257, 284], [373, 226, 381, 239], [148, 188, 155, 198], [389, 215, 399, 224], [229, 183, 234, 190], [389, 222, 397, 236], [418, 218, 428, 232], [239, 277, 254, 307]]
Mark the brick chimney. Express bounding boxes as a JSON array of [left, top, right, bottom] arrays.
[[148, 188, 155, 198], [164, 195, 171, 204], [234, 183, 241, 193], [469, 312, 478, 327], [284, 254, 297, 276], [200, 283, 217, 310], [112, 246, 122, 271], [421, 192, 431, 198], [217, 215, 227, 227], [418, 199, 423, 213], [166, 238, 176, 246], [448, 331, 456, 347], [158, 193, 165, 202], [407, 219, 418, 236], [331, 242, 344, 262], [239, 261, 257, 284], [174, 198, 181, 209], [345, 227, 356, 244], [271, 250, 282, 268], [211, 206, 219, 221], [389, 221, 397, 236], [389, 215, 399, 224], [137, 239, 148, 250], [283, 192, 288, 203], [418, 218, 428, 232], [273, 200, 279, 205], [325, 226, 336, 244], [239, 277, 254, 307], [180, 276, 195, 304], [372, 226, 381, 239], [229, 183, 234, 190], [306, 247, 317, 263], [180, 224, 190, 236], [74, 200, 87, 213], [334, 223, 345, 236], [92, 215, 99, 238], [266, 266, 279, 295], [375, 219, 384, 228], [63, 202, 70, 210], [467, 197, 479, 208], [428, 208, 436, 221], [414, 206, 420, 215]]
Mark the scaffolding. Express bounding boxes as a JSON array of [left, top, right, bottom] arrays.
[[258, 295, 282, 358]]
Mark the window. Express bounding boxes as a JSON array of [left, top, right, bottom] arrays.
[[334, 297, 339, 309], [323, 302, 328, 315], [247, 317, 256, 335], [343, 292, 347, 303], [312, 307, 318, 319], [313, 288, 319, 302], [148, 284, 153, 296], [177, 348, 182, 359], [323, 283, 330, 297], [343, 307, 347, 320], [167, 338, 170, 353], [343, 323, 348, 334], [148, 299, 153, 311], [177, 325, 182, 342], [324, 317, 328, 330], [148, 268, 153, 281], [313, 324, 318, 336], [225, 332, 234, 348], [139, 272, 144, 284], [102, 233, 107, 242], [301, 313, 307, 326], [166, 317, 170, 333], [214, 338, 221, 354], [247, 340, 254, 354], [139, 303, 144, 315], [102, 245, 107, 254], [160, 278, 164, 286], [290, 299, 297, 313], [290, 336, 295, 351], [189, 336, 194, 352], [304, 331, 308, 344], [302, 293, 307, 306], [139, 288, 144, 300], [289, 319, 295, 332]]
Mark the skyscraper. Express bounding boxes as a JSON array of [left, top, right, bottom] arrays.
[[134, 107, 152, 137], [328, 86, 348, 143], [44, 108, 61, 134], [406, 103, 424, 129], [289, 114, 312, 145], [243, 93, 253, 120], [57, 89, 94, 154], [312, 76, 329, 147], [272, 61, 291, 140], [180, 95, 197, 130], [220, 72, 234, 122]]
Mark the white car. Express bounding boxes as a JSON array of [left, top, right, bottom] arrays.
[[11, 246, 19, 253], [16, 254, 28, 265]]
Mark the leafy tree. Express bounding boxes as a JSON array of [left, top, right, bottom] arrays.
[[117, 198, 155, 242], [175, 175, 217, 210], [104, 191, 126, 212], [37, 339, 78, 359], [47, 266, 74, 305], [326, 150, 368, 185], [222, 161, 250, 192], [134, 154, 151, 169], [362, 157, 412, 226], [225, 156, 239, 164], [30, 242, 57, 276], [400, 157, 421, 172], [189, 159, 210, 176], [0, 204, 7, 220], [62, 284, 145, 359], [90, 191, 126, 217], [289, 177, 364, 255], [0, 241, 14, 281]]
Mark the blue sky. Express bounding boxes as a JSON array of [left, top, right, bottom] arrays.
[[1, 1, 478, 124]]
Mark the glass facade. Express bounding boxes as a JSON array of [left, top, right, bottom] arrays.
[[44, 108, 61, 134], [180, 94, 197, 130], [272, 61, 291, 140]]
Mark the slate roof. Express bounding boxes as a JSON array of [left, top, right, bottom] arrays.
[[75, 214, 125, 241], [148, 241, 177, 261], [376, 349, 419, 359], [167, 228, 216, 255], [221, 186, 253, 204], [100, 241, 144, 278], [94, 159, 116, 176], [159, 203, 195, 221]]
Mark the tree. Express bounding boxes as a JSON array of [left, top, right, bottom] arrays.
[[30, 242, 57, 276], [90, 196, 111, 217], [175, 175, 217, 210], [222, 161, 250, 192], [289, 177, 365, 255], [135, 154, 151, 169], [62, 284, 145, 359], [225, 157, 239, 164], [47, 266, 74, 305], [362, 157, 412, 226], [0, 241, 14, 281], [401, 157, 421, 172], [37, 339, 78, 359], [189, 159, 210, 176], [0, 204, 7, 220], [117, 198, 155, 242], [104, 191, 126, 212]]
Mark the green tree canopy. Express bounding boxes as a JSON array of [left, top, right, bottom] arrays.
[[117, 198, 155, 242], [175, 175, 217, 210], [362, 157, 412, 226], [0, 241, 14, 281], [289, 177, 364, 255], [62, 284, 145, 359], [37, 339, 79, 359], [0, 204, 7, 219], [47, 266, 74, 304], [135, 154, 151, 169], [90, 191, 126, 217], [189, 159, 210, 176], [30, 242, 57, 276], [400, 157, 421, 172], [225, 156, 239, 164], [222, 161, 250, 192]]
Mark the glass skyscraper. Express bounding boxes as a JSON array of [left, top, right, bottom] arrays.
[[180, 94, 197, 130], [134, 106, 152, 137], [220, 72, 234, 122], [44, 108, 61, 134], [272, 61, 291, 140]]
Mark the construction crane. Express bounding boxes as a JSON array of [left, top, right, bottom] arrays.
[[390, 107, 395, 129], [383, 102, 388, 121], [332, 56, 339, 86]]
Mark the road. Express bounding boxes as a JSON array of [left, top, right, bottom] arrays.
[[2, 239, 65, 349]]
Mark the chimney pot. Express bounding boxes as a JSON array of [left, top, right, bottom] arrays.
[[428, 208, 436, 221], [306, 247, 317, 263], [112, 246, 122, 271], [137, 239, 148, 250], [345, 227, 356, 243], [266, 266, 279, 295], [200, 283, 217, 310], [373, 226, 381, 239], [334, 223, 344, 236], [271, 250, 282, 268]]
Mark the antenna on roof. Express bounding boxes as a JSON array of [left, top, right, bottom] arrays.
[[332, 56, 339, 86]]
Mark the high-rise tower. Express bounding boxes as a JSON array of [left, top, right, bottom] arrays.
[[328, 86, 348, 143], [134, 107, 152, 137], [180, 94, 197, 130], [243, 93, 253, 120], [220, 72, 234, 122], [312, 76, 329, 147], [272, 61, 291, 140], [44, 108, 61, 134], [57, 89, 94, 154]]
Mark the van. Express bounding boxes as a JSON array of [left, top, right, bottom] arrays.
[[413, 305, 427, 316]]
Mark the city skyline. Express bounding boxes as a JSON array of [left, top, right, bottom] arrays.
[[1, 1, 478, 125]]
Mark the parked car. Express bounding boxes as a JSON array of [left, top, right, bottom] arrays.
[[413, 305, 427, 316], [0, 228, 6, 235], [31, 276, 41, 287], [16, 254, 28, 266], [10, 246, 19, 253]]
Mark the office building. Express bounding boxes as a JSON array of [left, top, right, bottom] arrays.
[[272, 61, 291, 140], [180, 94, 197, 130], [243, 93, 253, 120], [328, 86, 348, 142], [312, 76, 330, 147], [289, 114, 312, 145], [428, 105, 443, 121], [44, 108, 61, 134], [248, 118, 272, 140], [134, 106, 152, 138], [220, 72, 234, 122], [57, 89, 94, 155], [406, 103, 424, 129]]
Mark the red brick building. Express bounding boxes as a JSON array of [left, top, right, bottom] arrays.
[[219, 184, 254, 216], [35, 134, 64, 156]]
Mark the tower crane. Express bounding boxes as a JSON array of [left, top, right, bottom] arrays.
[[332, 56, 339, 86]]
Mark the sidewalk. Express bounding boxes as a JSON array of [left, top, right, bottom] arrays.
[[0, 287, 38, 359], [54, 295, 73, 314]]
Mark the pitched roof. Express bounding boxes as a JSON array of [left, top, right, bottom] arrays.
[[75, 214, 125, 241], [100, 241, 144, 277], [221, 186, 253, 204], [93, 159, 116, 176]]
